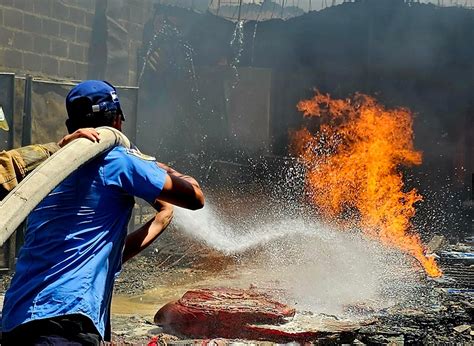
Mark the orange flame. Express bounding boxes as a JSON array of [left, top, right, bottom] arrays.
[[292, 91, 441, 277]]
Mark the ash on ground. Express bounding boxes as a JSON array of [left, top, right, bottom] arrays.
[[107, 230, 473, 344], [0, 225, 471, 344]]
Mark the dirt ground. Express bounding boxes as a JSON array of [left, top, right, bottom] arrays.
[[108, 224, 473, 344], [0, 197, 472, 344], [0, 229, 472, 344]]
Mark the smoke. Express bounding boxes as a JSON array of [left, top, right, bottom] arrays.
[[135, 1, 472, 244]]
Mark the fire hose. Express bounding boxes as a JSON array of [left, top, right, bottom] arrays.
[[0, 126, 131, 246]]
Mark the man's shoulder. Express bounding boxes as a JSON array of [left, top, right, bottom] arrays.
[[100, 146, 167, 194], [106, 146, 156, 162], [102, 147, 162, 176], [124, 147, 157, 161]]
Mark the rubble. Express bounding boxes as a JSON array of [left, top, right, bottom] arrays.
[[426, 235, 446, 254], [145, 238, 473, 344], [154, 288, 296, 340], [353, 288, 473, 344], [453, 324, 471, 333], [147, 274, 473, 344], [1, 236, 472, 344]]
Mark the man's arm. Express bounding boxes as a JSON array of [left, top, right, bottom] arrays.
[[156, 162, 205, 210], [57, 128, 100, 147], [120, 162, 203, 262], [122, 200, 174, 263], [0, 128, 100, 200]]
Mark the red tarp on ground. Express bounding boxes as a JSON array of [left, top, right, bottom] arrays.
[[154, 287, 296, 339]]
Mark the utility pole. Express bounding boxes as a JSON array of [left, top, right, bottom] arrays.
[[280, 0, 285, 18], [237, 0, 243, 21]]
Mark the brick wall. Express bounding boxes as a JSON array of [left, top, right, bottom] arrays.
[[0, 0, 153, 86]]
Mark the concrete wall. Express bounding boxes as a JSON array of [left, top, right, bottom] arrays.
[[0, 0, 153, 86]]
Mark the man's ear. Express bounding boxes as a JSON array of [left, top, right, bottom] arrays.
[[65, 119, 75, 134], [111, 114, 122, 130]]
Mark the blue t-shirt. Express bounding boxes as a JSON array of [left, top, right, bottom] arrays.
[[1, 146, 167, 338]]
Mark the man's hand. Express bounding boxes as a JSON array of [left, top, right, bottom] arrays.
[[57, 128, 100, 147], [122, 200, 174, 263]]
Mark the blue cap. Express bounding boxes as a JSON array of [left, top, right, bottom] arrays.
[[66, 80, 124, 121]]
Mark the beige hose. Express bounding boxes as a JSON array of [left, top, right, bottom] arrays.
[[0, 127, 131, 246]]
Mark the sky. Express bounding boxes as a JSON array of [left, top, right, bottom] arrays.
[[206, 0, 474, 12]]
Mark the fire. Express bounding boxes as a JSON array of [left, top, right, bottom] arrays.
[[292, 91, 442, 277]]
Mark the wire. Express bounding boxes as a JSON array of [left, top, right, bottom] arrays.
[[270, 0, 278, 18]]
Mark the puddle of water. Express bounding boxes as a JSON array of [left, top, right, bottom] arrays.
[[112, 267, 242, 316]]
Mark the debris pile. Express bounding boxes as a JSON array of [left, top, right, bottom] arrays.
[[150, 286, 473, 343], [438, 242, 474, 288], [154, 287, 297, 341], [354, 238, 473, 344], [148, 238, 473, 343], [355, 289, 473, 344]]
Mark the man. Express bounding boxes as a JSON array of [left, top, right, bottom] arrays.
[[0, 128, 100, 200], [1, 80, 205, 345]]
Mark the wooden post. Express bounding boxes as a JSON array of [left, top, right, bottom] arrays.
[[21, 75, 32, 147], [237, 0, 243, 21]]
